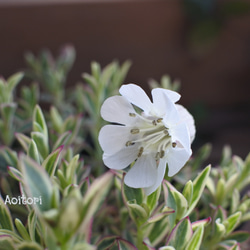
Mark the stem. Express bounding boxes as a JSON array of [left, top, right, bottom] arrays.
[[136, 226, 144, 250]]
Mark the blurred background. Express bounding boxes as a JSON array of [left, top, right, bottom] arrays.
[[0, 0, 249, 163]]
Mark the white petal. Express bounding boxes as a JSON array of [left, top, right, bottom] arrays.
[[103, 146, 138, 170], [144, 159, 167, 195], [166, 147, 192, 176], [169, 122, 190, 151], [119, 84, 153, 113], [124, 154, 157, 188], [100, 95, 137, 125], [99, 125, 132, 155], [152, 88, 180, 105], [176, 104, 196, 142], [152, 88, 181, 120]]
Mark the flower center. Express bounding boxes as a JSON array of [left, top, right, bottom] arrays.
[[126, 116, 176, 160]]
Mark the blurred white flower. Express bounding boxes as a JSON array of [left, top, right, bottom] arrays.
[[99, 84, 195, 195]]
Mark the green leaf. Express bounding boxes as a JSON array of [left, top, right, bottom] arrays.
[[231, 189, 240, 214], [171, 187, 188, 220], [0, 146, 18, 168], [18, 242, 43, 250], [163, 181, 177, 229], [191, 217, 211, 231], [0, 196, 14, 230], [50, 106, 63, 133], [127, 200, 149, 226], [91, 61, 101, 81], [27, 210, 37, 242], [0, 103, 17, 123], [66, 154, 79, 184], [184, 165, 211, 216], [52, 131, 72, 151], [164, 181, 188, 225], [225, 231, 250, 243], [72, 242, 96, 250], [124, 184, 144, 205], [15, 218, 31, 241], [82, 73, 98, 90], [185, 225, 204, 250], [117, 237, 137, 250], [148, 216, 170, 246], [20, 154, 53, 212], [97, 236, 117, 249], [80, 171, 113, 230], [166, 217, 193, 250], [215, 178, 226, 205], [159, 247, 176, 250], [147, 205, 174, 223], [220, 145, 232, 166], [219, 241, 240, 250], [214, 218, 226, 240], [0, 229, 23, 242], [15, 133, 31, 152], [182, 180, 193, 206], [7, 72, 24, 94], [223, 212, 242, 236], [0, 235, 16, 250], [7, 166, 22, 182], [206, 176, 215, 196], [28, 140, 40, 164], [97, 236, 137, 250], [57, 190, 82, 239], [146, 185, 161, 212], [42, 146, 64, 176], [225, 173, 239, 194], [31, 132, 49, 160], [33, 105, 47, 134]]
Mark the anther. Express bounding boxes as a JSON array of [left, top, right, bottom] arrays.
[[157, 118, 163, 123], [160, 150, 165, 158], [126, 141, 135, 147], [164, 129, 169, 135], [130, 128, 140, 134], [155, 152, 160, 160], [172, 142, 177, 148], [152, 120, 157, 126], [129, 113, 136, 117], [137, 147, 144, 157]]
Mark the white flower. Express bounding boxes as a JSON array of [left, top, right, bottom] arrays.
[[98, 84, 195, 195]]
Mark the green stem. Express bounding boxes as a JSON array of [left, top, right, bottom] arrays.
[[136, 226, 144, 250]]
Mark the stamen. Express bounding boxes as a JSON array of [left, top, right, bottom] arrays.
[[164, 129, 169, 135], [126, 141, 135, 146], [129, 113, 136, 117], [130, 128, 140, 134], [152, 120, 157, 126], [172, 142, 177, 148], [155, 152, 160, 160], [137, 147, 144, 157], [157, 118, 163, 123], [160, 150, 165, 158]]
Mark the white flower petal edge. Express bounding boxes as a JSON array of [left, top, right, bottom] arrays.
[[176, 104, 196, 142], [103, 146, 138, 170], [119, 84, 153, 113], [99, 125, 133, 155], [167, 147, 191, 176], [144, 159, 167, 195], [100, 95, 137, 126], [124, 154, 158, 188], [168, 122, 190, 150]]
